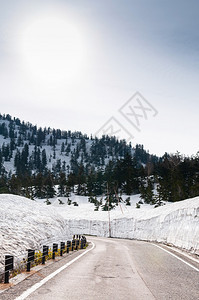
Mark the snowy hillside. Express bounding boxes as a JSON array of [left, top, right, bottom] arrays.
[[0, 115, 135, 175], [0, 114, 155, 179]]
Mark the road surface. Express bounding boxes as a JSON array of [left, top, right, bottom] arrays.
[[2, 237, 199, 300]]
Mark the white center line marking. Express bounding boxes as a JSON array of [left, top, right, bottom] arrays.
[[153, 244, 199, 272], [15, 241, 95, 300]]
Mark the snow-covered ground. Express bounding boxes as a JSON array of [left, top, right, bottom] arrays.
[[37, 194, 154, 221], [0, 193, 198, 274]]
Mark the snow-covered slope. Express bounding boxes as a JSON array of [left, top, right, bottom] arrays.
[[0, 194, 70, 272], [0, 117, 134, 175], [38, 194, 154, 221]]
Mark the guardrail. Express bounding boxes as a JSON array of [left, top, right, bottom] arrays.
[[1, 235, 87, 284]]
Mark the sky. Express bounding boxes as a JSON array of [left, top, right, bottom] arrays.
[[0, 0, 198, 157]]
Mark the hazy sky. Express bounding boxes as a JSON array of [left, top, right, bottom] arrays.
[[0, 0, 198, 156]]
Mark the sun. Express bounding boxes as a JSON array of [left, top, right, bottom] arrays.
[[20, 14, 86, 84]]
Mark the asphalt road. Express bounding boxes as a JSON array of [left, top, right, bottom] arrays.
[[2, 237, 199, 300]]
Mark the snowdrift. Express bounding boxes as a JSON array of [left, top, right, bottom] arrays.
[[0, 194, 198, 274], [62, 197, 199, 253], [0, 194, 70, 271]]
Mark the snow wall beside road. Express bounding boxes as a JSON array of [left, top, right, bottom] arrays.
[[66, 197, 199, 253]]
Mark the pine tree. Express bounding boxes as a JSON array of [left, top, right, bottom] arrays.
[[61, 142, 65, 154], [58, 172, 67, 197], [120, 153, 139, 195], [139, 178, 154, 204], [43, 172, 56, 198], [41, 149, 47, 172], [0, 175, 9, 193], [34, 173, 45, 198], [9, 175, 21, 195]]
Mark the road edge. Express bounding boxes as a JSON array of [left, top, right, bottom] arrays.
[[14, 241, 95, 300]]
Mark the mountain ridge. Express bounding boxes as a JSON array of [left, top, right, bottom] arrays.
[[0, 113, 157, 177]]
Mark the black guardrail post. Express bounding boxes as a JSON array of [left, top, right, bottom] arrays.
[[53, 243, 58, 259], [42, 245, 49, 264], [60, 242, 65, 256], [27, 249, 35, 272], [80, 236, 86, 249], [80, 239, 84, 249], [4, 255, 14, 284], [3, 235, 85, 284], [76, 239, 80, 250], [72, 239, 75, 251], [67, 241, 71, 253]]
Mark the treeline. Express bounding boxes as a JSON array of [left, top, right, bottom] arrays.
[[0, 153, 140, 198], [0, 113, 88, 146], [0, 152, 199, 206], [140, 152, 199, 204]]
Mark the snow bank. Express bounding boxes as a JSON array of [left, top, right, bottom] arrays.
[[0, 193, 198, 275], [0, 194, 70, 272], [60, 197, 199, 253]]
